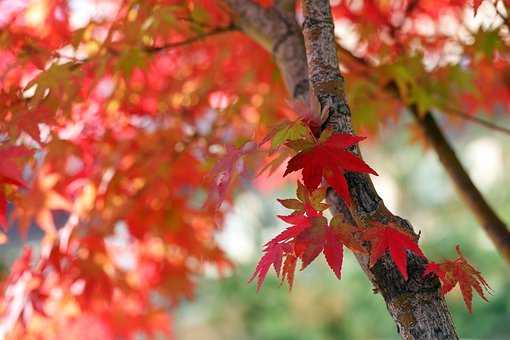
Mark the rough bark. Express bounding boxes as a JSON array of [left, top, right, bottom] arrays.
[[413, 109, 510, 263], [301, 2, 457, 339], [224, 0, 309, 100], [224, 0, 458, 338]]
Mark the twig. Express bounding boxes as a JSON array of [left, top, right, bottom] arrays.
[[335, 41, 510, 136], [443, 106, 510, 136], [143, 24, 236, 53], [412, 108, 510, 264]]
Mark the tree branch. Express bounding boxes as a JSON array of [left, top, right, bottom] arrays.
[[143, 23, 236, 53], [335, 42, 510, 264], [301, 1, 458, 338], [223, 0, 309, 99], [411, 108, 510, 263], [441, 108, 510, 136], [335, 43, 510, 136]]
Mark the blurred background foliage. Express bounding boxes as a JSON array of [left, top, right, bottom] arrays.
[[175, 115, 510, 340], [0, 110, 508, 339]]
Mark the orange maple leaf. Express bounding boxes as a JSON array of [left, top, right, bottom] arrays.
[[15, 169, 71, 236]]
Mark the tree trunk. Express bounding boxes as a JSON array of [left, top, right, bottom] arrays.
[[225, 0, 458, 338]]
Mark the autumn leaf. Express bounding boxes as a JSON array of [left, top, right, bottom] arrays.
[[280, 254, 297, 289], [424, 245, 491, 313], [286, 96, 324, 136], [254, 201, 357, 288], [208, 141, 257, 208], [277, 198, 303, 211], [473, 0, 483, 15], [277, 182, 328, 214], [0, 146, 32, 230], [294, 215, 329, 270], [329, 215, 366, 254], [362, 222, 425, 280], [0, 146, 32, 188], [307, 214, 365, 279], [24, 62, 81, 106], [266, 201, 321, 245], [472, 29, 502, 59], [323, 228, 344, 279], [257, 147, 294, 178], [116, 48, 149, 77], [268, 212, 312, 246], [284, 133, 377, 205], [291, 213, 357, 279], [257, 192, 364, 286], [267, 120, 310, 149], [8, 246, 33, 282], [298, 181, 329, 212], [248, 242, 287, 291], [14, 170, 72, 236]]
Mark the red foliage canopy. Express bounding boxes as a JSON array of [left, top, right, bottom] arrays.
[[0, 0, 501, 337]]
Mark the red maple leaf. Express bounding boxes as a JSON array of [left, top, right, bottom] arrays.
[[280, 254, 297, 290], [296, 215, 364, 278], [267, 204, 320, 246], [424, 245, 491, 313], [362, 222, 425, 280], [253, 202, 360, 289], [0, 146, 31, 188], [250, 204, 320, 290], [253, 202, 366, 290], [283, 134, 377, 205], [267, 213, 311, 245], [248, 242, 287, 291], [323, 228, 344, 279], [14, 169, 71, 236], [294, 217, 328, 270], [4, 246, 49, 322]]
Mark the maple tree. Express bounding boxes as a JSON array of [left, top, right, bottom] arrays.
[[0, 0, 509, 339]]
